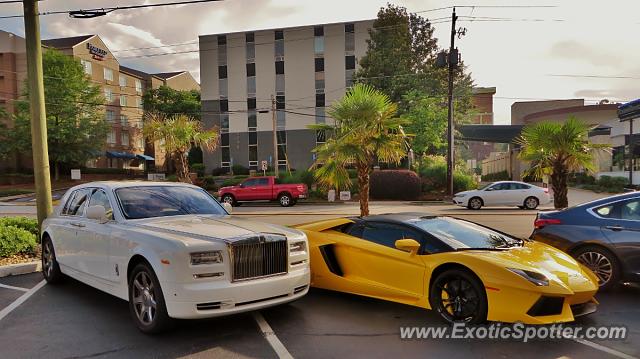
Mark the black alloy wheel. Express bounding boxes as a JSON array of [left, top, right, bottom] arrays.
[[430, 269, 487, 324]]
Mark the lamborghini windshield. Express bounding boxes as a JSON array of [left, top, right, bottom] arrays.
[[409, 216, 522, 250]]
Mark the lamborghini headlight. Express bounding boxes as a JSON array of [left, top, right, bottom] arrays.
[[190, 251, 223, 265], [508, 268, 549, 286]]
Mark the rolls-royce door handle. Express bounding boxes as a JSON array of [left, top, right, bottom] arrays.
[[605, 225, 624, 231], [70, 222, 86, 228]]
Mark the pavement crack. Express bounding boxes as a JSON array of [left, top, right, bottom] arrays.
[[63, 346, 128, 359]]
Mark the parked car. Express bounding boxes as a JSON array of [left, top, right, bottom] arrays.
[[531, 191, 640, 290], [219, 176, 307, 207], [295, 213, 599, 324], [453, 181, 551, 210], [41, 182, 310, 333]]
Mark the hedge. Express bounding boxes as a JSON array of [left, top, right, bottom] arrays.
[[0, 217, 38, 237], [0, 219, 38, 257], [418, 160, 478, 193], [370, 170, 421, 200], [482, 170, 510, 182]]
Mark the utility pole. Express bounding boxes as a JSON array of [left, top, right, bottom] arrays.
[[446, 7, 458, 197], [23, 0, 52, 228], [271, 94, 279, 177]]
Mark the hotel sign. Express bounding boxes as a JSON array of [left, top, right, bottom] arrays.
[[86, 43, 107, 61]]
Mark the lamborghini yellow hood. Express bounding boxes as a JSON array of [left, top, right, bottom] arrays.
[[463, 241, 598, 292]]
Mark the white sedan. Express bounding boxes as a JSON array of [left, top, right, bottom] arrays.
[[453, 181, 551, 210], [41, 181, 310, 333]]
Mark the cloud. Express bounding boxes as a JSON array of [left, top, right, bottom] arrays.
[[549, 40, 622, 68]]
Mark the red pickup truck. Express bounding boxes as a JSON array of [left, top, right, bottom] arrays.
[[218, 176, 307, 207]]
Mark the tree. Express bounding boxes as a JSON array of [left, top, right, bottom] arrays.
[[516, 117, 609, 209], [356, 4, 474, 114], [310, 84, 408, 216], [143, 113, 218, 183], [142, 85, 201, 119], [4, 49, 108, 180]]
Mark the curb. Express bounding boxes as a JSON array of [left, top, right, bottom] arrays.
[[0, 261, 41, 278]]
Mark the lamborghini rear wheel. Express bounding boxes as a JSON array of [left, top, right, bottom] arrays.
[[429, 269, 487, 324]]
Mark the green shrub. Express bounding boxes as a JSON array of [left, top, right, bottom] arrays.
[[0, 217, 38, 236], [0, 225, 37, 257], [200, 175, 218, 191], [278, 169, 315, 188], [191, 163, 205, 177], [370, 170, 421, 200], [597, 176, 628, 192], [482, 170, 510, 182], [418, 157, 478, 193], [569, 172, 596, 185], [232, 164, 250, 175], [211, 167, 229, 176], [166, 174, 178, 182], [221, 178, 244, 187]]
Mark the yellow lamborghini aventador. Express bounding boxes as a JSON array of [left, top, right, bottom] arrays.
[[294, 213, 599, 324]]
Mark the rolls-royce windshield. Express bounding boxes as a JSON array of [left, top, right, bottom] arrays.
[[116, 186, 227, 219]]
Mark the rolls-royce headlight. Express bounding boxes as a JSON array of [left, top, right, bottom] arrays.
[[290, 241, 306, 254], [190, 251, 223, 265]]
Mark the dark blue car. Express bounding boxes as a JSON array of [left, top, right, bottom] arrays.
[[531, 192, 640, 290]]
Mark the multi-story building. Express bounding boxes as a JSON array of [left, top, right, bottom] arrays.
[[199, 20, 373, 173], [0, 31, 199, 171]]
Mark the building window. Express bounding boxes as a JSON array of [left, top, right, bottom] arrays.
[[315, 107, 326, 125], [120, 115, 128, 127], [275, 30, 284, 59], [276, 110, 285, 129], [247, 97, 256, 110], [249, 131, 258, 145], [248, 111, 257, 129], [275, 30, 284, 40], [275, 61, 284, 74], [346, 69, 355, 87], [81, 60, 92, 75], [275, 74, 285, 95], [217, 46, 227, 65], [219, 78, 228, 98], [221, 133, 229, 147], [316, 129, 326, 144], [345, 23, 355, 33], [104, 88, 113, 102], [276, 95, 285, 110], [314, 37, 324, 55], [247, 77, 256, 97], [135, 79, 142, 93], [137, 97, 143, 109], [220, 113, 229, 131], [246, 63, 256, 77], [315, 58, 324, 72], [217, 35, 227, 45], [105, 110, 115, 122], [218, 65, 227, 79], [246, 32, 255, 62], [120, 95, 127, 107], [103, 68, 113, 81], [220, 99, 229, 112], [107, 129, 116, 144], [249, 145, 258, 170], [345, 55, 356, 70], [119, 75, 126, 88], [315, 72, 325, 93], [246, 32, 255, 43], [314, 26, 324, 37], [277, 130, 287, 170], [121, 131, 129, 147], [221, 147, 230, 167], [316, 93, 325, 108]]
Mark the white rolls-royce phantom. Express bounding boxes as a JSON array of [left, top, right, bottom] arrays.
[[41, 181, 310, 333]]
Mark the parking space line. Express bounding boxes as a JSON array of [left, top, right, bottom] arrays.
[[0, 283, 29, 292], [573, 339, 638, 359], [0, 280, 46, 322], [252, 311, 293, 359]]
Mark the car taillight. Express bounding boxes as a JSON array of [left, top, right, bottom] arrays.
[[534, 218, 561, 229]]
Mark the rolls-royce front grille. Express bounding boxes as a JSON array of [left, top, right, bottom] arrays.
[[230, 234, 288, 282]]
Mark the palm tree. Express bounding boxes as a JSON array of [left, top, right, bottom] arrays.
[[143, 112, 218, 183], [310, 84, 408, 216], [516, 117, 609, 209]]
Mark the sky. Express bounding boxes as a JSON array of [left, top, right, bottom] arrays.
[[0, 0, 638, 124]]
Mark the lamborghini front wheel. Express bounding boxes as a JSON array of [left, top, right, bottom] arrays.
[[429, 269, 487, 324]]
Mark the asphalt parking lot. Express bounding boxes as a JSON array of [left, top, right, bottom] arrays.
[[0, 272, 638, 359], [1, 190, 635, 359]]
